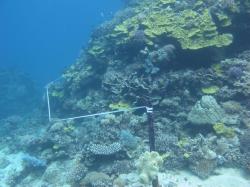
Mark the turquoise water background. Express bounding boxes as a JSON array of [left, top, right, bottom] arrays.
[[0, 0, 122, 85]]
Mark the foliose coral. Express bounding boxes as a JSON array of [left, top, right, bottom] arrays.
[[110, 1, 233, 50]]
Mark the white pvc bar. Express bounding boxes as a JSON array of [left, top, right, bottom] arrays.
[[46, 85, 52, 121], [46, 79, 148, 122], [50, 106, 147, 122]]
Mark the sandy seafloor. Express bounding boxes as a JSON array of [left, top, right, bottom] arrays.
[[1, 146, 249, 187], [159, 168, 250, 187]]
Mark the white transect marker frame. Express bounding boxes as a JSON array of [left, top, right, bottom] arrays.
[[46, 79, 149, 122]]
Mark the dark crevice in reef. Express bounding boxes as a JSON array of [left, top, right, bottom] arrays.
[[228, 13, 250, 53]]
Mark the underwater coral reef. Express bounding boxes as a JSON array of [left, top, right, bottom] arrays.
[[1, 0, 250, 186]]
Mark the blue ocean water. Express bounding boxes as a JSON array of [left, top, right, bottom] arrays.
[[0, 0, 122, 85]]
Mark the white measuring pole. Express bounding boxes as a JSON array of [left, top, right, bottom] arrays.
[[46, 78, 148, 122], [46, 84, 52, 122], [52, 106, 147, 122]]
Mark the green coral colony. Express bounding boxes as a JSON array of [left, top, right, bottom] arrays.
[[88, 0, 237, 59]]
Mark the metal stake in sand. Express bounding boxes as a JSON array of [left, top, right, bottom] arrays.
[[146, 106, 159, 187]]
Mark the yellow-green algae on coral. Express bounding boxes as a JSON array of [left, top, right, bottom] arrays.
[[62, 63, 94, 89], [86, 0, 250, 59], [177, 138, 189, 148], [63, 125, 75, 133], [215, 12, 232, 27], [111, 17, 140, 45], [220, 0, 250, 13], [212, 63, 223, 76], [87, 40, 106, 57], [142, 9, 233, 49], [109, 101, 131, 110], [202, 86, 220, 94], [159, 0, 176, 5], [87, 0, 236, 58], [244, 0, 250, 13], [109, 1, 233, 50], [183, 152, 192, 159], [51, 90, 64, 98], [213, 122, 235, 138]]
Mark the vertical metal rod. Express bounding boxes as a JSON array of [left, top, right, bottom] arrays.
[[146, 107, 155, 151], [146, 107, 159, 187], [46, 85, 52, 122]]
